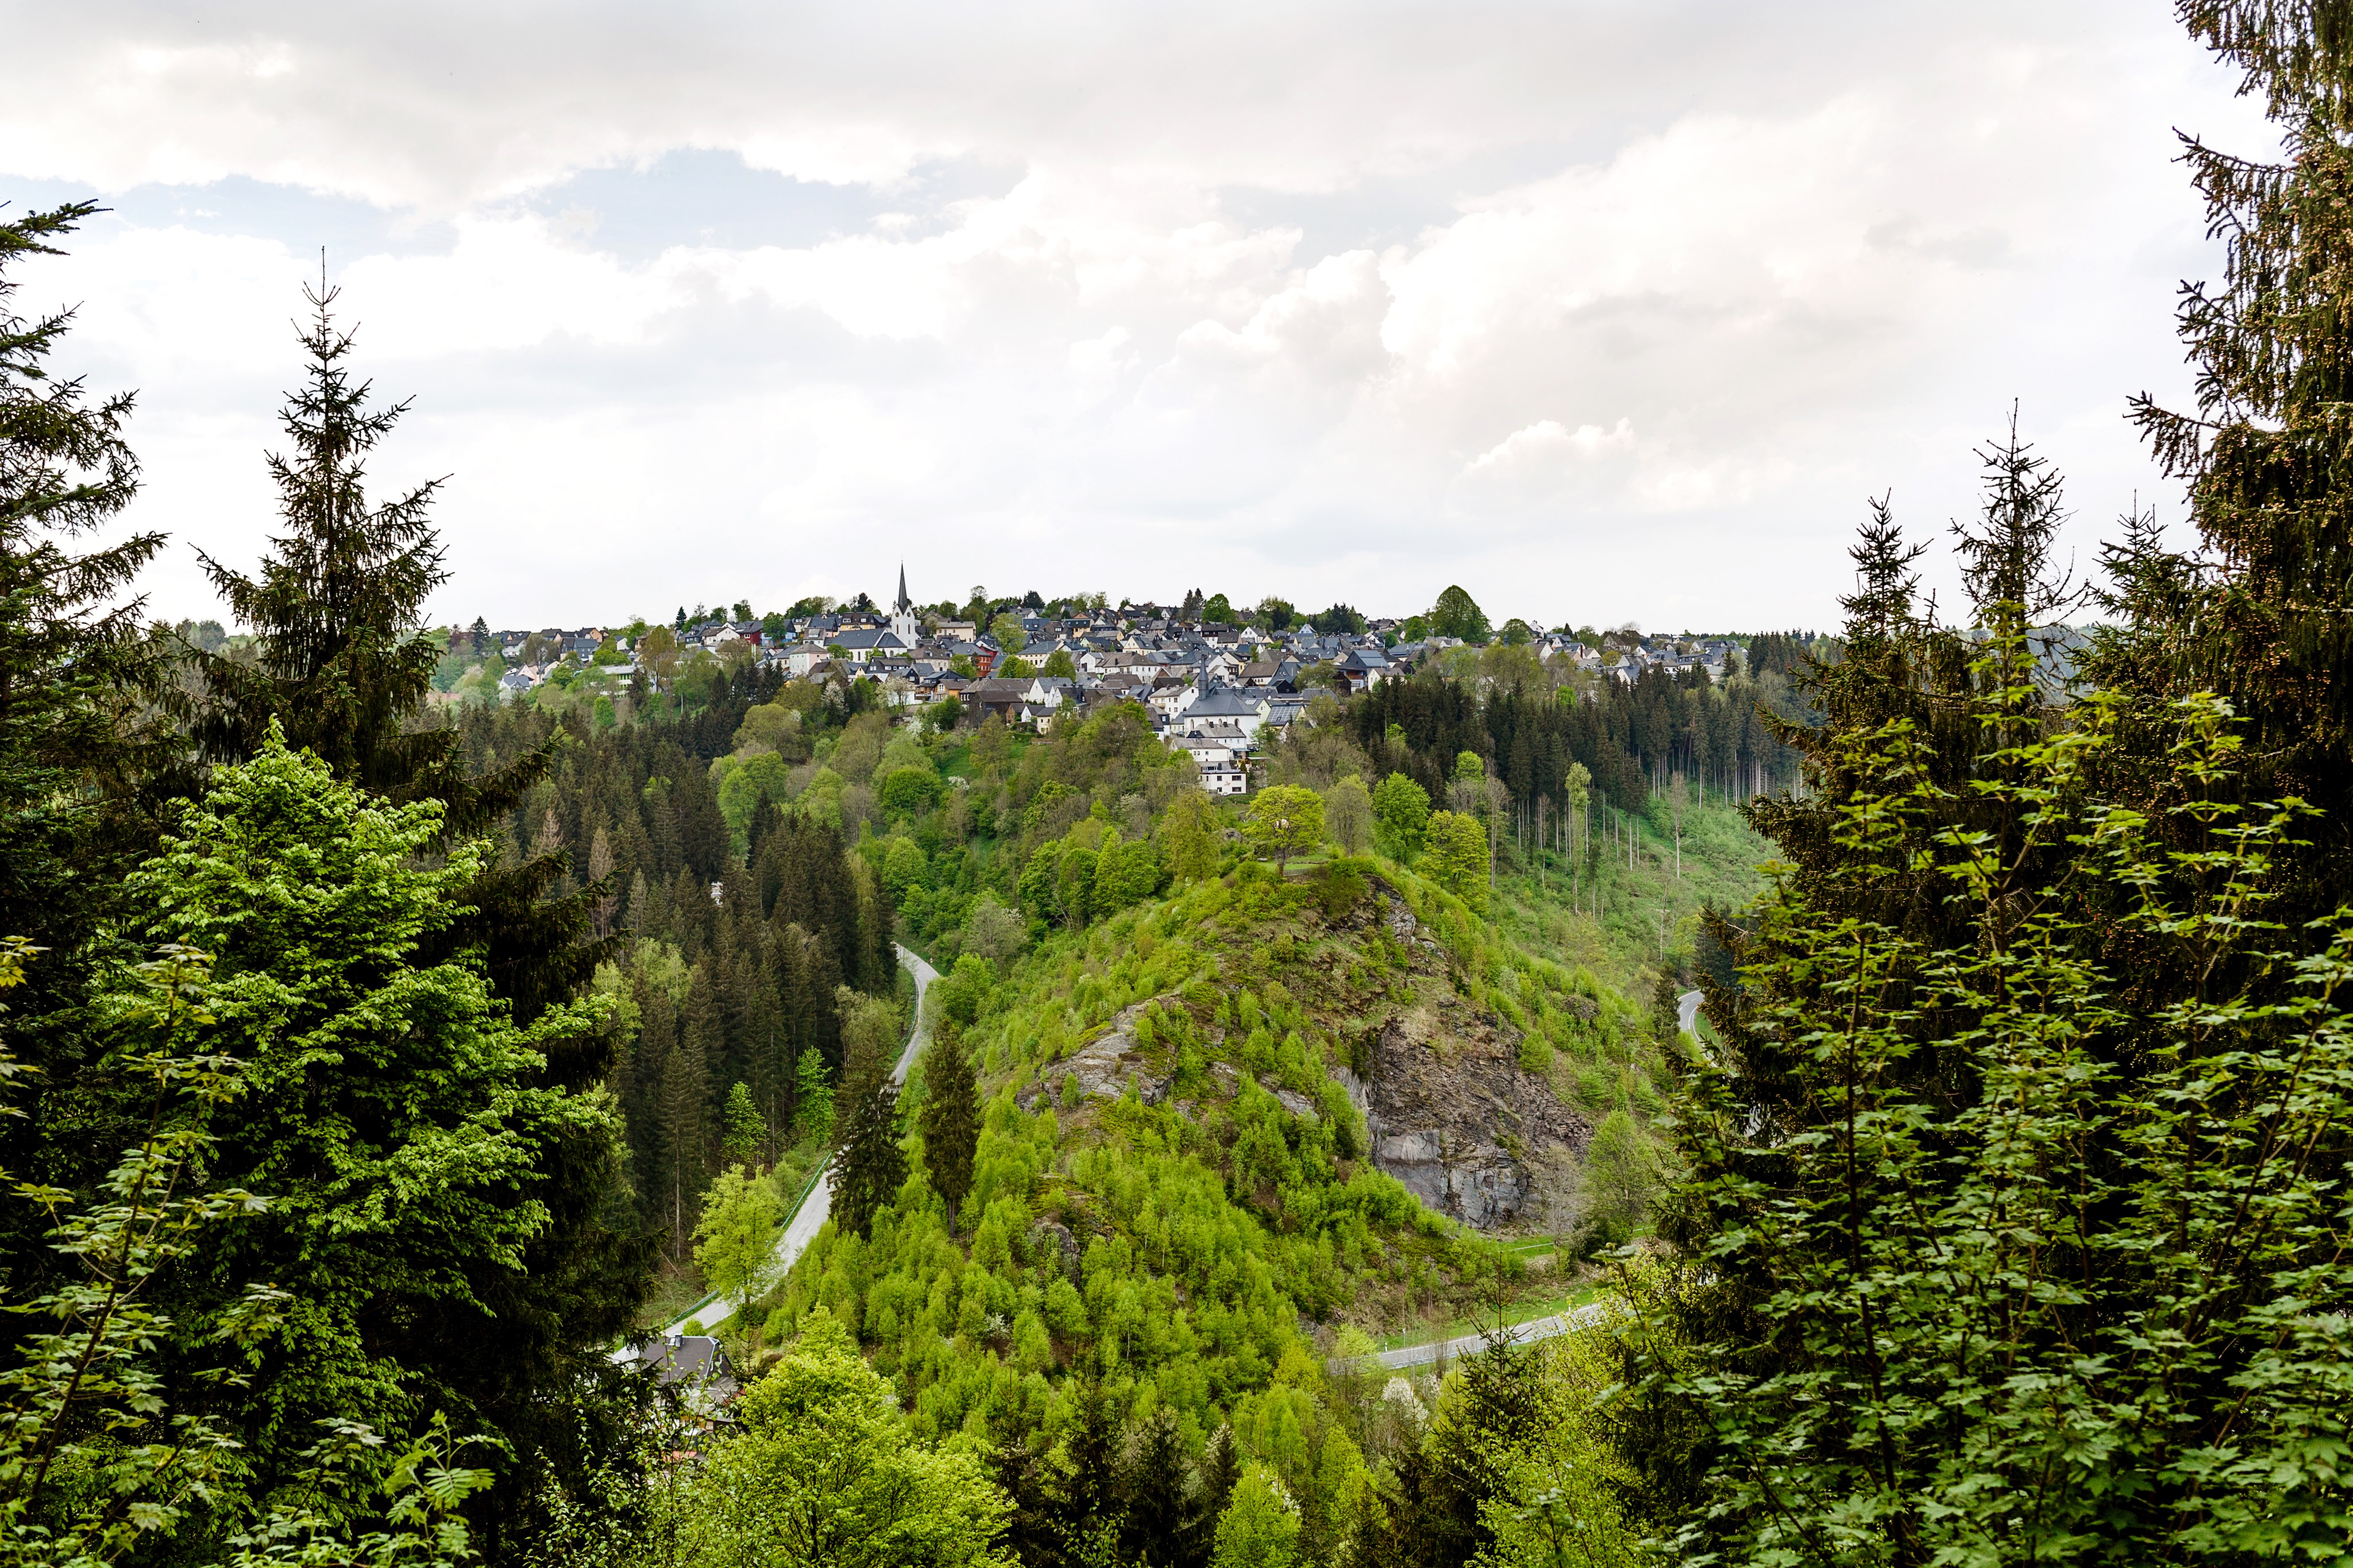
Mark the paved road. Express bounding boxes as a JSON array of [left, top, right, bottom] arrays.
[[657, 943, 938, 1337], [1677, 988, 1702, 1037], [1371, 1298, 1619, 1370]]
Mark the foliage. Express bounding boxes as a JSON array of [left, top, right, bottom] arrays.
[[720, 1080, 765, 1167], [1371, 774, 1430, 861], [920, 1025, 982, 1234], [1324, 776, 1372, 858], [1163, 789, 1222, 885], [693, 1165, 784, 1343], [1214, 1465, 1302, 1568], [831, 1032, 907, 1242], [0, 202, 176, 1361], [1244, 787, 1325, 875], [188, 280, 502, 828], [1420, 813, 1487, 913], [664, 1310, 1013, 1567], [117, 725, 621, 1501], [1427, 588, 1490, 646]]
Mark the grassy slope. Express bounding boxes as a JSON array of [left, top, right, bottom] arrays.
[[750, 853, 1660, 1453], [1491, 796, 1775, 1006]]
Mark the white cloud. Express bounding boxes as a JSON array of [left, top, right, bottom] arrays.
[[0, 2, 2282, 628]]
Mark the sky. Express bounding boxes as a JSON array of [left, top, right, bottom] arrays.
[[2, 2, 2278, 634]]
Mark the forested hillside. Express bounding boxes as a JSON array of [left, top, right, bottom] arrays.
[[11, 5, 2353, 1562]]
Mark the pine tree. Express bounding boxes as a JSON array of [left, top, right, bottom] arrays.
[[654, 1029, 708, 1256], [917, 1026, 979, 1233], [192, 277, 475, 808]]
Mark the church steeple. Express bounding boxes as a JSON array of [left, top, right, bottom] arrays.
[[890, 565, 919, 649]]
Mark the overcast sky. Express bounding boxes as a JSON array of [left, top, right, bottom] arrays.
[[3, 2, 2273, 632]]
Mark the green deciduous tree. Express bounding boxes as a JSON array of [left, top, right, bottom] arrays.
[[1093, 836, 1163, 915], [1428, 586, 1490, 644], [1213, 1465, 1301, 1568], [119, 725, 620, 1502], [1324, 774, 1372, 857], [1421, 811, 1488, 912], [1371, 773, 1430, 860], [1161, 787, 1221, 884], [878, 764, 942, 817], [693, 1164, 783, 1343], [668, 1310, 1012, 1566], [1243, 786, 1324, 877]]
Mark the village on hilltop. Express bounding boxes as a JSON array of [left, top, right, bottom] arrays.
[[437, 570, 1742, 795]]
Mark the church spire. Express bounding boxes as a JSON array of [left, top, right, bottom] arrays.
[[896, 563, 911, 612]]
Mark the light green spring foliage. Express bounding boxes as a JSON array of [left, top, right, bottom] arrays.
[[0, 749, 521, 1566], [694, 1164, 785, 1338], [793, 1047, 834, 1145], [1324, 775, 1373, 857], [721, 1079, 765, 1166], [666, 1309, 1013, 1568], [122, 726, 618, 1472], [1467, 1288, 1661, 1568], [759, 858, 1640, 1525], [1244, 786, 1325, 874], [1422, 811, 1490, 912], [1372, 773, 1432, 860], [1163, 787, 1222, 884], [1214, 1465, 1303, 1568]]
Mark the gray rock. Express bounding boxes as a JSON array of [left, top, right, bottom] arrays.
[[1357, 1003, 1587, 1230], [1026, 1218, 1081, 1282], [1273, 1086, 1319, 1121], [1016, 996, 1175, 1110]]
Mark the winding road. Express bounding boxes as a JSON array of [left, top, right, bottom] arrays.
[[1371, 1298, 1620, 1369], [658, 943, 939, 1337]]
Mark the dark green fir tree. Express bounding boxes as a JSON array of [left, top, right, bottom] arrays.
[[0, 201, 172, 1320], [828, 1049, 904, 1241], [185, 275, 645, 1558], [917, 1025, 979, 1233]]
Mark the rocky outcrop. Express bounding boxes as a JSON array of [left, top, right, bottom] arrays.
[[1360, 994, 1587, 1229], [1017, 996, 1175, 1110]]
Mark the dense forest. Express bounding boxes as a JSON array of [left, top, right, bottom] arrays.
[[8, 4, 2353, 1565]]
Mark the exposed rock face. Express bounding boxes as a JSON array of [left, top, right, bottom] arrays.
[[1361, 990, 1588, 1229], [1002, 879, 1590, 1233], [1026, 1218, 1081, 1282], [1017, 996, 1174, 1111]]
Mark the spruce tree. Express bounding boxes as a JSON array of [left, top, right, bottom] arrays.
[[917, 1025, 979, 1233], [828, 1054, 904, 1241], [2103, 2, 2353, 909], [191, 277, 471, 805], [0, 202, 172, 1327], [185, 281, 645, 1552], [1120, 1408, 1205, 1568]]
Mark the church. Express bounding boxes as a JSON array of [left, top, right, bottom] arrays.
[[890, 564, 919, 648]]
